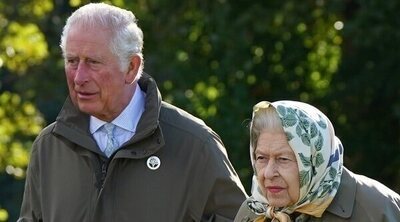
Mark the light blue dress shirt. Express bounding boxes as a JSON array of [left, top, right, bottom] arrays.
[[90, 84, 145, 154]]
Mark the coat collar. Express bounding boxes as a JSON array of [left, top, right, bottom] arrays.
[[325, 167, 356, 218], [52, 72, 164, 159]]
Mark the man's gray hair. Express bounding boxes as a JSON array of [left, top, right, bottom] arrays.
[[60, 3, 144, 80]]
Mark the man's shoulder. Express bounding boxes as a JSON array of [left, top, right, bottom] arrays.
[[158, 101, 225, 147], [160, 102, 211, 134], [35, 122, 57, 140], [160, 101, 205, 124], [29, 122, 58, 155]]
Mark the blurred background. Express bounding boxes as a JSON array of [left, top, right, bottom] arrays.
[[1, 0, 400, 221]]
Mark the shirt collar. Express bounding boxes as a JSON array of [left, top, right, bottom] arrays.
[[89, 84, 145, 134]]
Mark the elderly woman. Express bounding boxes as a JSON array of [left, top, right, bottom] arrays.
[[235, 100, 400, 222]]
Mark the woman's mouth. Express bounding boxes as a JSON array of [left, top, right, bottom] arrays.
[[266, 186, 284, 193]]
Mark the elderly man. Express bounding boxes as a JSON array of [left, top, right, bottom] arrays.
[[18, 3, 246, 222]]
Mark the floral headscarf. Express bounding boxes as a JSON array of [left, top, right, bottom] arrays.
[[249, 101, 344, 221]]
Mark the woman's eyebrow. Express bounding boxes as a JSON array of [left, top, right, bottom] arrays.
[[254, 148, 294, 156]]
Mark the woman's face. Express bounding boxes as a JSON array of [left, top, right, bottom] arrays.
[[254, 131, 300, 207]]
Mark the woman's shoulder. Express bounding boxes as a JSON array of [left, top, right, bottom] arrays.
[[327, 167, 400, 220], [350, 168, 400, 204]]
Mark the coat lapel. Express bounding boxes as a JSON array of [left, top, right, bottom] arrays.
[[326, 167, 356, 218]]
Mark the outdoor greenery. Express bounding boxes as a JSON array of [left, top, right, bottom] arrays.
[[1, 0, 399, 221]]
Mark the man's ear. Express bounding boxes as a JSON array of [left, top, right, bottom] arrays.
[[125, 55, 141, 84]]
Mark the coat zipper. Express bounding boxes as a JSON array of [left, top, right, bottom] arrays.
[[97, 157, 109, 192], [100, 161, 107, 189], [97, 151, 118, 191], [90, 156, 109, 222]]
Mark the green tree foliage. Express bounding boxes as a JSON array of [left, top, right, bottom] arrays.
[[0, 1, 48, 220], [0, 92, 44, 173], [328, 0, 400, 192], [0, 93, 44, 221], [136, 0, 343, 190], [1, 0, 399, 221]]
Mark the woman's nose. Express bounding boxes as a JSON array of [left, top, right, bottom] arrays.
[[263, 160, 279, 179]]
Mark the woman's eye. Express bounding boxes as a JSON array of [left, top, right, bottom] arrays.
[[256, 156, 269, 164], [256, 156, 264, 160], [278, 157, 291, 163]]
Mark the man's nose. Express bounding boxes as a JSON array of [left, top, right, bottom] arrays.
[[74, 62, 89, 85]]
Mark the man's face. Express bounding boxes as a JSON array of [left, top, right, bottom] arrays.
[[64, 25, 133, 121]]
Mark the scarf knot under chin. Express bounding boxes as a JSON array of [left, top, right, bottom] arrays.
[[247, 199, 291, 222], [265, 207, 291, 222]]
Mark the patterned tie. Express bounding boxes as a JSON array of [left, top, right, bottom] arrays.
[[103, 123, 119, 157]]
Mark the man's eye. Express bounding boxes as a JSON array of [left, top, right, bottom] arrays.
[[66, 59, 79, 66], [67, 59, 77, 64], [87, 59, 100, 64]]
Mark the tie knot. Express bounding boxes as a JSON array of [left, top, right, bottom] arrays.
[[103, 123, 116, 135]]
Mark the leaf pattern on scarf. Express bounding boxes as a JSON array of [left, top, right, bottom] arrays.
[[317, 115, 327, 129], [299, 170, 310, 188], [278, 105, 298, 127], [332, 181, 340, 191], [310, 122, 318, 138], [321, 183, 332, 197], [296, 124, 302, 137], [246, 199, 266, 215], [250, 101, 343, 219], [314, 152, 324, 167], [299, 153, 311, 167], [283, 113, 297, 127], [276, 105, 286, 116], [329, 167, 337, 179], [299, 115, 310, 130], [301, 133, 311, 146], [315, 132, 324, 151]]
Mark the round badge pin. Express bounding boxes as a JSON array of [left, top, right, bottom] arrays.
[[146, 156, 161, 170]]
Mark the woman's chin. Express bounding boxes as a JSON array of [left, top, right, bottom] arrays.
[[266, 198, 291, 208]]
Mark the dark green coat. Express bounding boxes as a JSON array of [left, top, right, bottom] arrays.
[[234, 167, 400, 222], [19, 73, 247, 222]]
